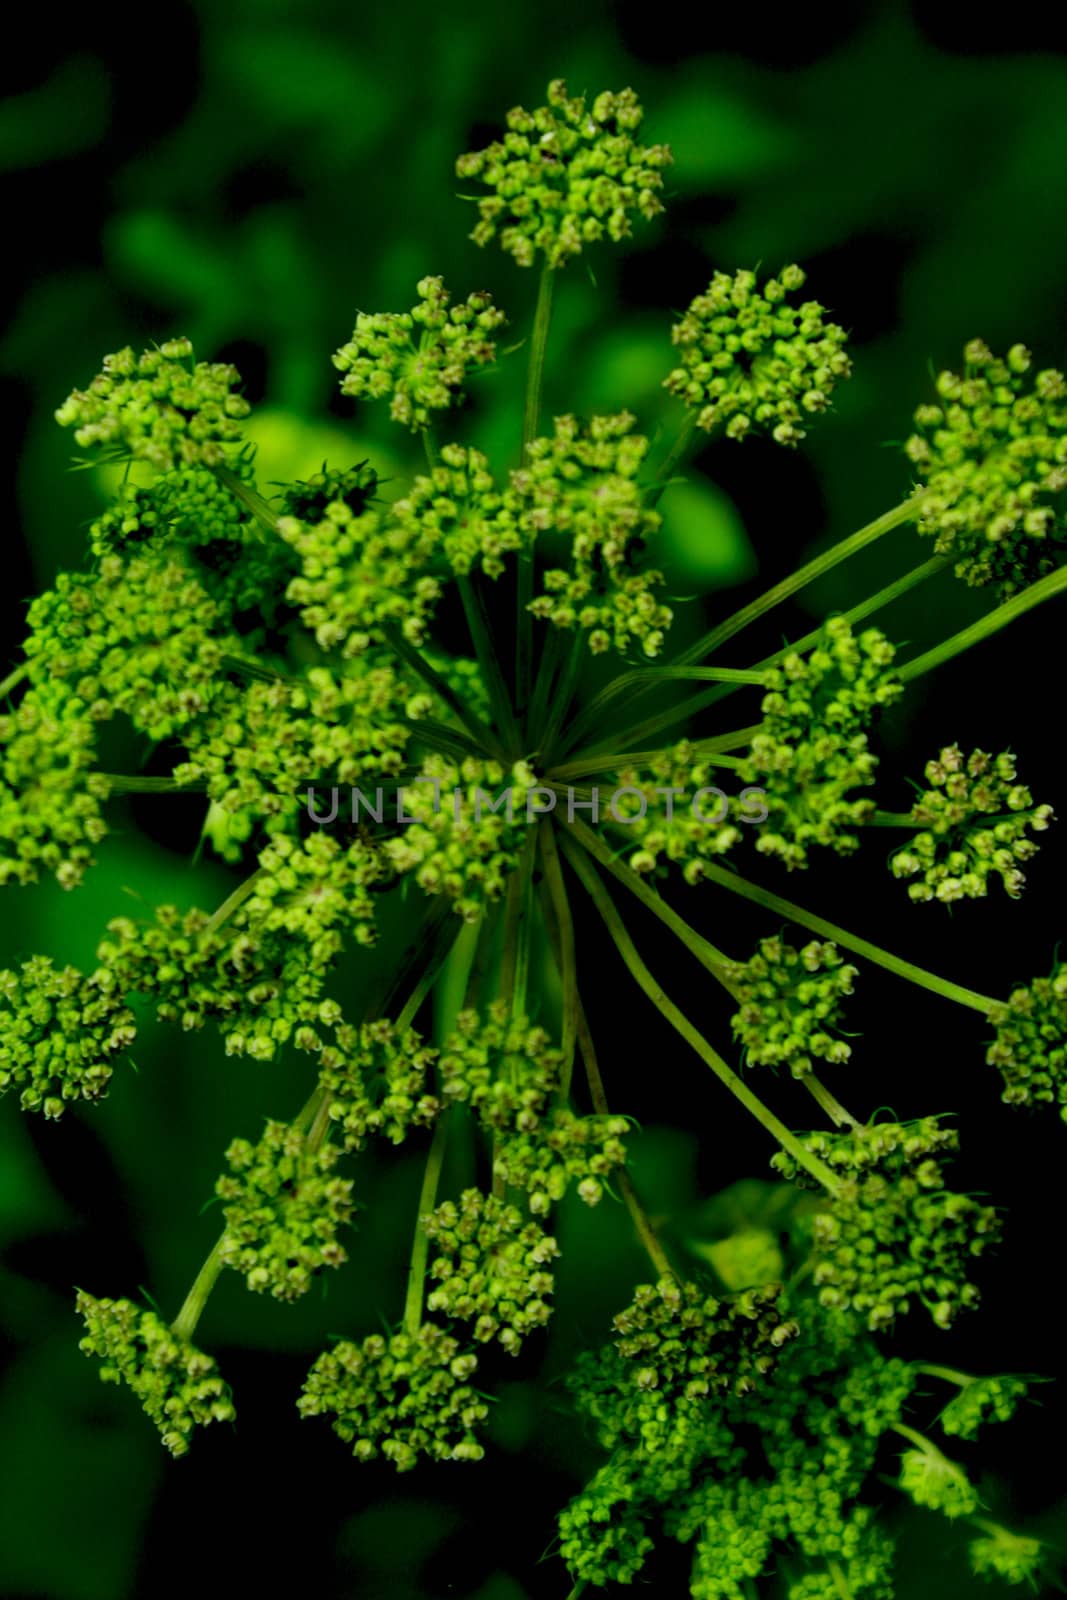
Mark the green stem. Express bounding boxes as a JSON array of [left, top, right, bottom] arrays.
[[549, 737, 748, 782], [559, 552, 946, 760], [893, 1422, 949, 1458], [526, 626, 563, 750], [422, 428, 440, 473], [456, 575, 523, 756], [0, 661, 29, 699], [403, 1114, 451, 1336], [805, 1074, 859, 1130], [201, 868, 264, 939], [383, 621, 503, 756], [517, 264, 556, 716], [213, 465, 279, 533], [561, 816, 734, 980], [560, 838, 841, 1193], [397, 945, 453, 1033], [676, 496, 922, 668], [646, 413, 698, 508], [697, 862, 997, 1014], [575, 1009, 675, 1281], [828, 1560, 855, 1600], [538, 821, 579, 1098], [915, 1364, 973, 1387], [408, 716, 487, 762], [539, 633, 586, 762], [898, 564, 1067, 682], [171, 1234, 227, 1342], [100, 773, 207, 794]]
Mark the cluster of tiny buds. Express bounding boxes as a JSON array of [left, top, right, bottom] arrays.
[[333, 276, 505, 431], [665, 265, 851, 445], [891, 744, 1053, 903], [423, 1188, 560, 1354]]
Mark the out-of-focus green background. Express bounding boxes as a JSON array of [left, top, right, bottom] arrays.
[[3, 3, 1067, 1596]]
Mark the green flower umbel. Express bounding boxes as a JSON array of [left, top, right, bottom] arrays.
[[216, 1119, 355, 1300], [890, 745, 1053, 904], [665, 266, 851, 445], [986, 960, 1067, 1116], [456, 80, 672, 269], [905, 340, 1067, 594], [299, 1322, 488, 1471], [55, 339, 250, 470], [740, 618, 901, 869], [516, 412, 672, 657], [772, 1118, 999, 1331], [726, 935, 858, 1078], [333, 276, 505, 431], [76, 1291, 234, 1457]]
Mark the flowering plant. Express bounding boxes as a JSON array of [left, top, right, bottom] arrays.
[[3, 78, 1065, 1596]]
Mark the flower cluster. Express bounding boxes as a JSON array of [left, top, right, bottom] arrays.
[[333, 276, 505, 431], [0, 956, 135, 1118], [615, 741, 745, 882], [423, 1189, 560, 1354], [726, 935, 858, 1077], [741, 619, 901, 868], [382, 756, 534, 921], [439, 1003, 628, 1210], [55, 339, 250, 470], [898, 1442, 979, 1519], [772, 1118, 1000, 1330], [26, 552, 233, 742], [177, 665, 419, 825], [518, 412, 672, 657], [76, 1291, 234, 1457], [97, 901, 349, 1062], [891, 744, 1053, 903], [299, 1323, 488, 1471], [216, 1120, 355, 1300], [986, 961, 1067, 1115], [665, 265, 851, 444], [319, 1017, 440, 1150], [0, 680, 110, 889], [392, 445, 526, 579], [969, 1526, 1046, 1587], [561, 1310, 924, 1595], [938, 1373, 1031, 1439], [276, 496, 441, 653], [456, 80, 671, 268], [905, 340, 1067, 594], [612, 1277, 798, 1409]]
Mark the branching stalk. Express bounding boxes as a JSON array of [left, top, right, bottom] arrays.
[[560, 837, 841, 1193]]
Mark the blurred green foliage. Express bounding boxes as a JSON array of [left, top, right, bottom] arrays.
[[3, 3, 1067, 1596]]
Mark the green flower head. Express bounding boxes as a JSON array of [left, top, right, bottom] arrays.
[[741, 618, 901, 869], [76, 1291, 234, 1457], [891, 744, 1053, 904], [986, 961, 1067, 1115], [727, 934, 858, 1078], [773, 1117, 1000, 1331], [0, 956, 135, 1118], [905, 340, 1067, 594], [423, 1188, 560, 1355], [55, 339, 250, 471], [332, 276, 505, 430], [299, 1322, 488, 1471], [456, 80, 672, 268], [516, 412, 672, 657], [216, 1119, 355, 1300], [665, 265, 851, 444], [392, 445, 527, 580]]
